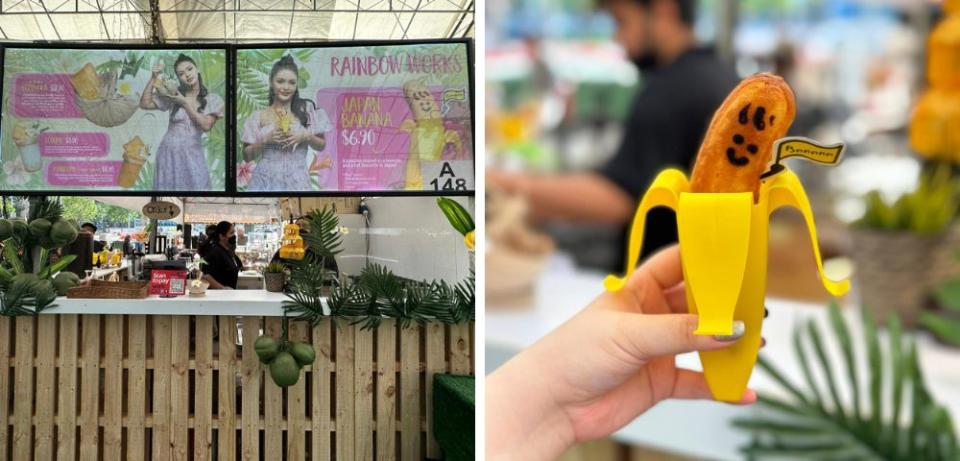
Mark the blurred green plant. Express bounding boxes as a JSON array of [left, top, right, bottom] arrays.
[[856, 164, 959, 234], [921, 279, 960, 347], [734, 303, 958, 459]]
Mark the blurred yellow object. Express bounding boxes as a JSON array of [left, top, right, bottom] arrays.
[[911, 6, 960, 160], [499, 114, 528, 144], [604, 168, 849, 402], [464, 231, 475, 251], [910, 89, 960, 161], [279, 222, 305, 261], [945, 0, 960, 21], [92, 252, 99, 265], [110, 251, 122, 267]]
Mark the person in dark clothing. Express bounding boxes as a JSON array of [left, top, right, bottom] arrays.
[[487, 0, 739, 271], [197, 224, 218, 258], [81, 222, 105, 253], [122, 235, 132, 256], [201, 221, 242, 289]]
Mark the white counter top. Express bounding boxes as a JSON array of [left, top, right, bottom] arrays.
[[40, 289, 322, 317], [487, 253, 960, 460], [89, 261, 131, 280]]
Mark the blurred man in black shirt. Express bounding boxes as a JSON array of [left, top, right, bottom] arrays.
[[488, 0, 738, 271], [81, 222, 105, 253]]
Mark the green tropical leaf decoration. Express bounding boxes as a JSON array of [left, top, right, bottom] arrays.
[[734, 303, 958, 460], [281, 208, 475, 330]]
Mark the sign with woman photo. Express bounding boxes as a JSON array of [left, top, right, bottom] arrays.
[[0, 47, 228, 193], [235, 41, 473, 193]]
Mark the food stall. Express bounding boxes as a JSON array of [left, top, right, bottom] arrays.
[[0, 38, 475, 460]]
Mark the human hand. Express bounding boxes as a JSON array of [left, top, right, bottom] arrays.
[[280, 127, 308, 150], [486, 170, 525, 195], [169, 91, 189, 107], [151, 61, 164, 76], [486, 245, 757, 460], [260, 126, 284, 146]]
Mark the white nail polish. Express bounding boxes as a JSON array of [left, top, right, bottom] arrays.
[[714, 320, 745, 342]]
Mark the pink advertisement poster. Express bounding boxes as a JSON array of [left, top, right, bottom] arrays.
[[314, 88, 470, 191], [1, 48, 228, 192], [235, 43, 473, 193]]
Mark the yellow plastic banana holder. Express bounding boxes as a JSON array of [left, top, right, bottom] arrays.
[[604, 168, 850, 402]]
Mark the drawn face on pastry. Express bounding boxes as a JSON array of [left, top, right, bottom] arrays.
[[403, 81, 442, 120], [725, 103, 777, 167], [719, 78, 794, 170]]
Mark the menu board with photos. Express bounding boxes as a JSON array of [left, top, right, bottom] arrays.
[[235, 41, 473, 193], [0, 47, 228, 193]]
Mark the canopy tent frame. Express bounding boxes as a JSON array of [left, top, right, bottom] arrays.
[[0, 0, 474, 42]]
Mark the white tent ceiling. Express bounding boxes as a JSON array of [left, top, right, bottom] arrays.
[[0, 0, 473, 42]]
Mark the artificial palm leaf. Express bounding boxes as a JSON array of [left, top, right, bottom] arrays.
[[28, 198, 63, 223], [733, 303, 958, 460], [282, 257, 329, 325], [300, 207, 343, 260]]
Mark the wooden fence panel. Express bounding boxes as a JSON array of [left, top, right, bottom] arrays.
[[311, 320, 332, 461], [126, 315, 147, 461], [194, 316, 214, 461], [0, 314, 474, 460], [376, 320, 397, 461], [0, 317, 9, 461], [336, 323, 356, 461], [34, 315, 55, 461], [239, 316, 261, 461], [102, 315, 123, 460], [56, 315, 78, 461], [79, 315, 100, 460], [399, 326, 421, 461]]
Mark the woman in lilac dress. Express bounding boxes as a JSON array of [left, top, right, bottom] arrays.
[[241, 55, 330, 191], [140, 54, 224, 190]]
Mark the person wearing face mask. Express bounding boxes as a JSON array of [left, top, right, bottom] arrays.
[[488, 0, 738, 272], [200, 221, 242, 289]]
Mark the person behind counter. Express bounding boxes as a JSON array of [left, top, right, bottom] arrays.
[[487, 0, 738, 271], [197, 224, 217, 258], [81, 222, 105, 252], [200, 221, 243, 289]]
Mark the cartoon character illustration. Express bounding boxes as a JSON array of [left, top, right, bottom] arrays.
[[240, 55, 330, 192], [399, 79, 464, 190], [140, 54, 224, 191]]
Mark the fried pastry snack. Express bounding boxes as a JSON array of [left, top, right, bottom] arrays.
[[689, 74, 796, 198]]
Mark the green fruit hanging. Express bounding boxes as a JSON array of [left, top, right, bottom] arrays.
[[50, 219, 79, 246], [28, 218, 52, 241], [269, 352, 301, 387], [0, 219, 13, 241], [290, 342, 316, 367], [12, 219, 28, 240], [254, 335, 280, 364], [52, 272, 81, 296]]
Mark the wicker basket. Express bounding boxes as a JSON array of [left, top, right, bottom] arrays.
[[849, 228, 949, 327], [66, 279, 149, 299], [264, 272, 285, 293]]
